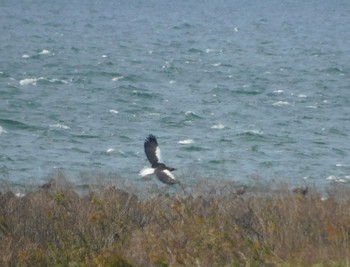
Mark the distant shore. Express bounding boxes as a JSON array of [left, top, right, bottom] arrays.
[[1, 173, 349, 266]]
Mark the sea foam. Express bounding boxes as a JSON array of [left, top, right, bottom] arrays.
[[211, 123, 226, 129], [19, 77, 68, 86], [272, 101, 291, 107], [112, 76, 124, 81], [20, 78, 40, 86], [39, 49, 50, 55], [106, 148, 115, 153], [49, 124, 70, 129], [326, 175, 346, 183], [178, 139, 194, 144], [0, 126, 6, 135]]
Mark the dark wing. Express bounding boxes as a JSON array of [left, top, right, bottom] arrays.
[[144, 134, 160, 165], [155, 169, 178, 185]]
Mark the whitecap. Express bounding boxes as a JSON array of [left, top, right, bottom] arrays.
[[112, 76, 124, 81], [19, 78, 40, 86], [211, 123, 226, 129], [45, 78, 68, 84], [326, 175, 336, 180], [185, 111, 196, 116], [169, 80, 176, 84], [306, 105, 317, 109], [178, 139, 194, 145], [206, 48, 215, 53], [22, 54, 30, 58], [39, 49, 50, 55], [20, 77, 67, 85], [245, 130, 263, 135], [0, 126, 6, 135], [102, 55, 107, 58], [212, 63, 221, 67], [273, 90, 284, 94], [106, 148, 115, 153], [234, 27, 239, 32], [49, 124, 70, 129], [336, 163, 343, 167], [326, 175, 346, 183], [109, 109, 119, 114], [272, 101, 291, 107], [298, 94, 307, 98]]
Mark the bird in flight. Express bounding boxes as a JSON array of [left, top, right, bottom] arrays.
[[139, 134, 178, 185]]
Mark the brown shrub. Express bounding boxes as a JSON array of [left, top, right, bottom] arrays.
[[0, 176, 349, 266]]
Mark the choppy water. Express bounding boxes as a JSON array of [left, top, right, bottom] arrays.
[[1, 0, 350, 189]]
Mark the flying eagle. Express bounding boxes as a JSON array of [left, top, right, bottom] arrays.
[[139, 134, 178, 185]]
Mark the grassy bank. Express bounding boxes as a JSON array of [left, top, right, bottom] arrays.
[[0, 175, 349, 267]]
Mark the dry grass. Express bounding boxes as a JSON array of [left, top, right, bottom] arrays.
[[0, 174, 349, 267]]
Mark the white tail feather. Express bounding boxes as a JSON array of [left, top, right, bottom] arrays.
[[139, 167, 155, 177]]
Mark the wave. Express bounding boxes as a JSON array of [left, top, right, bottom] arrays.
[[111, 76, 124, 81], [180, 145, 209, 152], [39, 49, 50, 55], [178, 139, 194, 145], [21, 49, 51, 59], [106, 148, 116, 153], [0, 119, 35, 131], [19, 78, 40, 86], [19, 77, 68, 86], [73, 134, 100, 139], [0, 125, 6, 135], [184, 111, 203, 120], [211, 123, 226, 129], [188, 48, 204, 54], [49, 124, 70, 130], [326, 175, 349, 183], [237, 130, 265, 141], [212, 86, 262, 96], [272, 101, 291, 107]]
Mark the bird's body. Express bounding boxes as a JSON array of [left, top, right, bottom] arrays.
[[139, 134, 178, 185]]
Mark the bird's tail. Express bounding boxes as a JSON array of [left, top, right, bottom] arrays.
[[139, 167, 155, 177]]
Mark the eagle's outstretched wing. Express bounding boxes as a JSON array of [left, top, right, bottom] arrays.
[[144, 134, 161, 165], [155, 169, 178, 185]]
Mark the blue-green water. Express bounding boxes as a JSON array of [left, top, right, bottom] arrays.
[[1, 0, 350, 188]]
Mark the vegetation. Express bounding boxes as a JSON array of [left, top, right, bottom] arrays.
[[0, 173, 349, 267]]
